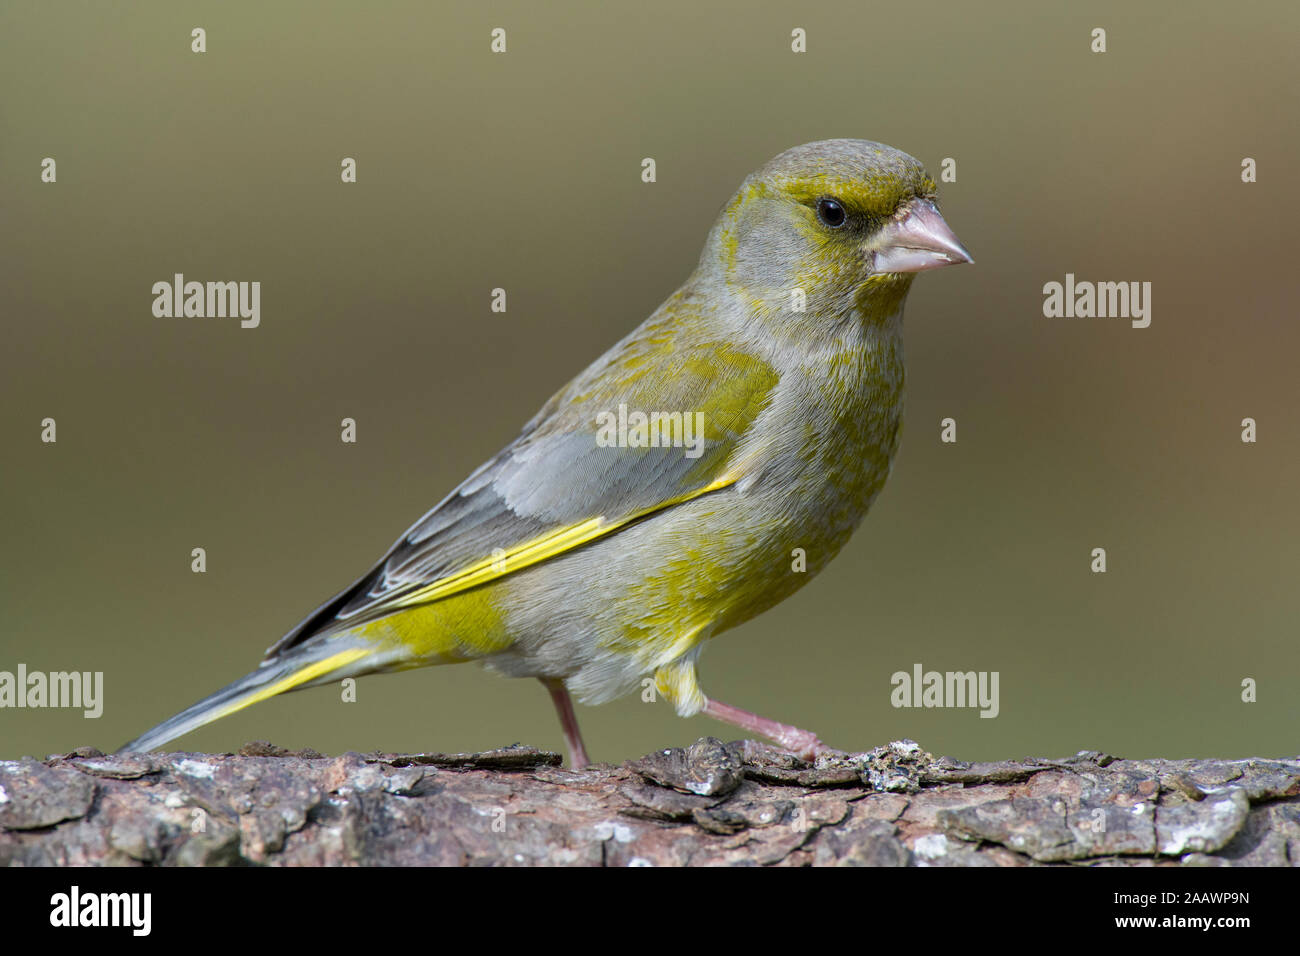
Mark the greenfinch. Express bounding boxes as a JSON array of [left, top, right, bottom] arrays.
[[121, 139, 971, 767]]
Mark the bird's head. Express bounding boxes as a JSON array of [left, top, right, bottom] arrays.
[[702, 139, 972, 321]]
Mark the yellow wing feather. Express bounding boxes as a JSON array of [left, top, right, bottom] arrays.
[[384, 474, 739, 611]]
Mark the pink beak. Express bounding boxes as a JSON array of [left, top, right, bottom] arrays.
[[871, 200, 973, 274]]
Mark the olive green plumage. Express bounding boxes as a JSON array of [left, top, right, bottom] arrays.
[[121, 139, 971, 763]]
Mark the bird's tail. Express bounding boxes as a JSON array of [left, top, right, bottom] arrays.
[[117, 638, 379, 753]]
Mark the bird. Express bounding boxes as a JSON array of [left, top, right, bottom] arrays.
[[119, 139, 972, 768]]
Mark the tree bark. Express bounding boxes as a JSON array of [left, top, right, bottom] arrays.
[[2, 738, 1297, 866]]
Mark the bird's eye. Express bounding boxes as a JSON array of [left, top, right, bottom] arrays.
[[816, 197, 847, 228]]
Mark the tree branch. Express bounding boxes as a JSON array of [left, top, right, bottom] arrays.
[[3, 738, 1297, 866]]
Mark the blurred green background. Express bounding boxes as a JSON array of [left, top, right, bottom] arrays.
[[2, 1, 1297, 763]]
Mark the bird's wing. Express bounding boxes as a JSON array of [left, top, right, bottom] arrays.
[[265, 317, 780, 658]]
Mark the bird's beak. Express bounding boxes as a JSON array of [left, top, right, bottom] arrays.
[[870, 200, 973, 274]]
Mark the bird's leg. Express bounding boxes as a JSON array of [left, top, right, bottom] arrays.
[[702, 697, 831, 761], [539, 677, 591, 769]]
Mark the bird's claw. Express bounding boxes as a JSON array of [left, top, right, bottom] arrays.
[[771, 728, 842, 763]]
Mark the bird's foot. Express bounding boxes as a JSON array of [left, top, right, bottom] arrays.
[[772, 728, 843, 763], [539, 677, 591, 769], [702, 697, 837, 764]]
